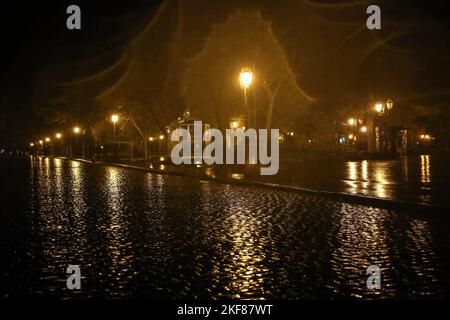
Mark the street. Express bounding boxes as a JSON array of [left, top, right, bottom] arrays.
[[1, 156, 449, 299]]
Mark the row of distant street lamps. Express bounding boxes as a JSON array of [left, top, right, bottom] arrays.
[[29, 115, 119, 150], [29, 128, 78, 147], [29, 112, 167, 151]]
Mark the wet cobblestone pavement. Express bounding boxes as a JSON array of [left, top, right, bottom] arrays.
[[1, 156, 450, 299]]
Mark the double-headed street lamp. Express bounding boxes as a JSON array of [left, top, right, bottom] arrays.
[[239, 68, 253, 128], [374, 98, 394, 153]]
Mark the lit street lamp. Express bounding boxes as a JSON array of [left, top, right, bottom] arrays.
[[239, 68, 253, 128], [55, 133, 62, 139], [374, 99, 394, 153], [111, 114, 119, 139], [111, 114, 119, 158], [73, 126, 81, 157], [375, 103, 383, 113], [347, 118, 356, 126]]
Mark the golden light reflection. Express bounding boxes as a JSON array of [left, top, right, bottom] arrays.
[[361, 160, 369, 190], [373, 163, 389, 198], [105, 167, 130, 280], [420, 155, 431, 184], [70, 161, 86, 218], [205, 167, 216, 178], [330, 204, 390, 298], [210, 193, 268, 299], [346, 162, 359, 194], [227, 212, 265, 299], [53, 158, 63, 194], [231, 173, 244, 180]]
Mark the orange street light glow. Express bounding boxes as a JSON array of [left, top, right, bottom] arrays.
[[239, 68, 253, 89], [375, 103, 383, 113]]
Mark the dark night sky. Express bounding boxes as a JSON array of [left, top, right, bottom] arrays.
[[1, 0, 450, 146]]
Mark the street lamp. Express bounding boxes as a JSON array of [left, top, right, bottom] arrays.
[[239, 68, 253, 128], [111, 114, 119, 139], [386, 98, 394, 111], [347, 118, 356, 126], [360, 126, 367, 133], [45, 137, 50, 142], [239, 68, 253, 89], [55, 133, 62, 139], [110, 115, 119, 158], [73, 126, 81, 157], [375, 103, 383, 113], [39, 140, 43, 146], [374, 99, 394, 153], [30, 142, 34, 147]]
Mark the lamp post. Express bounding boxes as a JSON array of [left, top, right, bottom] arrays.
[[239, 68, 253, 128], [111, 114, 119, 139], [73, 126, 80, 157], [54, 133, 62, 156], [111, 114, 119, 159], [375, 99, 394, 153]]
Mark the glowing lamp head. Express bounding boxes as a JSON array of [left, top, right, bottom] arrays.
[[360, 126, 367, 133], [348, 118, 356, 126], [39, 140, 43, 145], [111, 114, 119, 123], [149, 137, 154, 141], [30, 142, 34, 147], [159, 135, 164, 140], [386, 98, 394, 111], [239, 68, 253, 89], [73, 127, 80, 134], [375, 103, 383, 113], [55, 133, 62, 139], [45, 137, 50, 142]]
